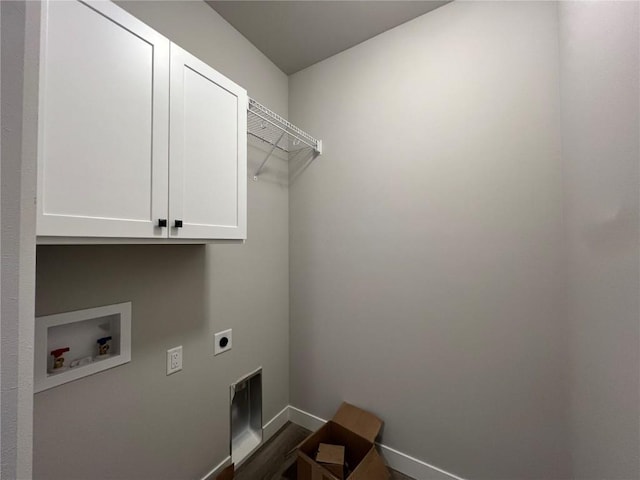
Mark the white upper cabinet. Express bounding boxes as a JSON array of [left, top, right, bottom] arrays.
[[37, 0, 247, 242], [37, 0, 170, 239], [169, 45, 247, 240]]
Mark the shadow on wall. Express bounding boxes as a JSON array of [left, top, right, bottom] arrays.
[[35, 244, 209, 344], [33, 244, 231, 479], [248, 137, 289, 186], [581, 204, 639, 257], [248, 136, 319, 187], [289, 148, 319, 186]]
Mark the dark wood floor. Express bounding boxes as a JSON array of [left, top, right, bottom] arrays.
[[234, 422, 414, 480]]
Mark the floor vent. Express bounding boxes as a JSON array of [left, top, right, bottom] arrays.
[[231, 368, 262, 465]]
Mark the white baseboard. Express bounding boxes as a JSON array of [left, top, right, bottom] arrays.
[[200, 405, 465, 480], [199, 404, 289, 480], [200, 455, 232, 480], [263, 405, 291, 442], [287, 405, 465, 480], [288, 405, 325, 431], [378, 443, 465, 480]]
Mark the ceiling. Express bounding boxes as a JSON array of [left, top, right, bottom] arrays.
[[206, 1, 450, 75]]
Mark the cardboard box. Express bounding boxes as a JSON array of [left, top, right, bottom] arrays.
[[296, 402, 390, 480], [316, 443, 345, 479]]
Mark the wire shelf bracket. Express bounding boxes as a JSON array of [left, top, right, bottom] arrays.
[[247, 98, 322, 180]]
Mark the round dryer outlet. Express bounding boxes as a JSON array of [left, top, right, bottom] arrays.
[[214, 329, 232, 355]]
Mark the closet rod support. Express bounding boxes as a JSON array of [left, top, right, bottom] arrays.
[[250, 108, 316, 151], [254, 130, 286, 180]]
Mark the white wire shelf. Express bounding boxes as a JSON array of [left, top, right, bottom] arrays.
[[247, 98, 322, 179]]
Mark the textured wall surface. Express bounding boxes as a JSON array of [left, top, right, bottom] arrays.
[[2, 2, 38, 478]]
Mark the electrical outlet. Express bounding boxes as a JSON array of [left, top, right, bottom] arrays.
[[214, 329, 232, 356], [167, 346, 182, 375]]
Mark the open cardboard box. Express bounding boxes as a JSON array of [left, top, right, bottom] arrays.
[[216, 403, 390, 480], [295, 402, 390, 480]]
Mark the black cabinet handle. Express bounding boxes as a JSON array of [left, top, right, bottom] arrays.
[[174, 220, 183, 228], [158, 219, 167, 228]]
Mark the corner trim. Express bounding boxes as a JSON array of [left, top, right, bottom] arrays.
[[201, 405, 466, 480], [378, 443, 466, 480], [287, 405, 466, 480], [199, 404, 291, 480], [200, 456, 232, 480], [288, 405, 325, 431], [262, 405, 291, 442]]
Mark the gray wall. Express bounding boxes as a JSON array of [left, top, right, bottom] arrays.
[[559, 2, 640, 479], [1, 5, 26, 478], [33, 2, 289, 479], [289, 2, 569, 479], [2, 2, 38, 478], [27, 2, 640, 479]]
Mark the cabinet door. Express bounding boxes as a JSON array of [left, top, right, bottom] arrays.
[[169, 44, 247, 240], [37, 0, 170, 238]]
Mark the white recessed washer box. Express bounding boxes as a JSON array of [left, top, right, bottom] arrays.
[[35, 302, 132, 393]]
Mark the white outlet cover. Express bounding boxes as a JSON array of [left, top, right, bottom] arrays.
[[214, 329, 232, 356], [167, 346, 183, 375]]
